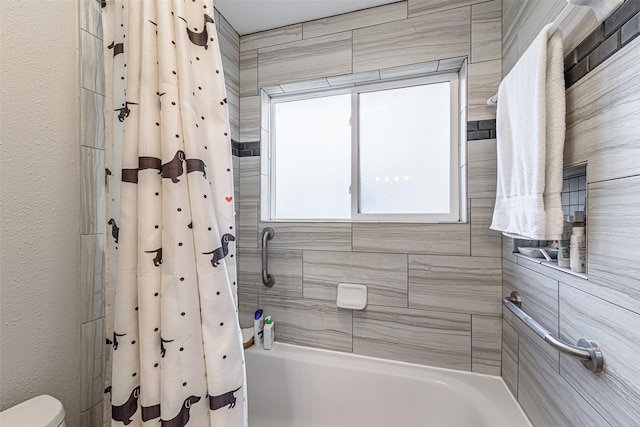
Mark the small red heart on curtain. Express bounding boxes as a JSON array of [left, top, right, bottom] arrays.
[[225, 196, 233, 202]]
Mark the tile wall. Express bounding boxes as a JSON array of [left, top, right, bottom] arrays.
[[501, 1, 640, 426], [235, 0, 504, 374], [78, 0, 107, 426]]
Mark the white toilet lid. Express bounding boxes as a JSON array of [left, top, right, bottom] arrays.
[[0, 395, 65, 427]]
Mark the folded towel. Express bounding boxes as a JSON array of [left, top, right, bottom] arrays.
[[490, 24, 566, 241]]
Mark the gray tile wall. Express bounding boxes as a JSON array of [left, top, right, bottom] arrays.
[[236, 0, 503, 374], [501, 2, 640, 425], [79, 1, 106, 426]]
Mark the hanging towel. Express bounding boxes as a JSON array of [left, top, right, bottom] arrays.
[[490, 24, 566, 241]]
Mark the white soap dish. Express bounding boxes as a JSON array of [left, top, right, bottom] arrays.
[[336, 283, 367, 310]]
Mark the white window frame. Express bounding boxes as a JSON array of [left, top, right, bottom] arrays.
[[265, 73, 460, 223]]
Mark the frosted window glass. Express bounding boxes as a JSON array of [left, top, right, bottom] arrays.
[[358, 83, 451, 214], [274, 94, 351, 219]]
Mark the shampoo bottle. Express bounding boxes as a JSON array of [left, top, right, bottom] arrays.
[[254, 309, 264, 346], [263, 316, 275, 350], [570, 227, 587, 273]]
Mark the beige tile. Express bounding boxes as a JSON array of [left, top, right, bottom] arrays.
[[279, 78, 330, 93], [227, 85, 240, 142], [518, 337, 609, 427], [565, 36, 640, 183], [238, 292, 258, 329], [81, 234, 105, 323], [438, 56, 466, 71], [240, 96, 260, 142], [353, 223, 470, 255], [471, 0, 501, 63], [80, 317, 105, 411], [240, 50, 258, 97], [409, 255, 502, 316], [471, 198, 501, 257], [326, 70, 381, 87], [409, 0, 485, 17], [502, 37, 518, 77], [379, 61, 439, 80], [219, 29, 240, 91], [559, 284, 640, 426], [232, 155, 240, 206], [502, 0, 537, 57], [353, 306, 471, 370], [502, 319, 518, 397], [81, 89, 105, 150], [467, 59, 501, 120], [80, 400, 103, 427], [502, 236, 518, 263], [516, 0, 565, 56], [259, 296, 353, 352], [585, 176, 640, 315], [81, 147, 105, 235], [217, 13, 239, 52], [238, 248, 302, 298], [472, 315, 502, 375], [80, 0, 102, 38], [467, 139, 497, 199], [239, 156, 260, 204], [238, 202, 258, 249], [81, 30, 105, 95], [258, 222, 352, 252], [241, 24, 303, 52], [258, 32, 353, 87], [353, 7, 470, 73], [303, 251, 408, 307], [303, 2, 408, 39]]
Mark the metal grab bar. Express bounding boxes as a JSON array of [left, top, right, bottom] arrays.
[[261, 228, 275, 288], [503, 291, 603, 372]]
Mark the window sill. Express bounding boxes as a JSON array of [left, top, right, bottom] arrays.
[[513, 252, 588, 280]]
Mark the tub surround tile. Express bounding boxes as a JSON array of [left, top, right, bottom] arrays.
[[326, 70, 381, 87], [80, 0, 102, 37], [239, 292, 259, 328], [467, 139, 497, 199], [278, 78, 330, 93], [239, 50, 258, 97], [565, 36, 640, 183], [80, 89, 105, 150], [227, 86, 240, 142], [80, 147, 105, 235], [437, 56, 466, 71], [259, 296, 353, 352], [258, 32, 353, 87], [240, 24, 303, 52], [586, 177, 640, 315], [303, 251, 408, 307], [470, 198, 501, 257], [80, 400, 103, 427], [471, 0, 502, 63], [517, 337, 610, 427], [303, 2, 408, 39], [379, 61, 439, 80], [502, 38, 517, 77], [238, 202, 258, 249], [80, 317, 105, 411], [81, 30, 105, 95], [80, 234, 105, 323], [353, 306, 471, 371], [239, 156, 260, 204], [353, 223, 470, 256], [238, 248, 303, 298], [621, 12, 640, 46], [588, 32, 620, 71], [502, 319, 518, 397], [559, 284, 640, 426], [471, 315, 502, 375], [409, 255, 502, 316], [516, 0, 565, 58], [258, 222, 352, 252], [502, 0, 537, 57], [408, 0, 483, 18], [240, 96, 261, 142], [502, 236, 517, 264], [604, 0, 640, 37], [467, 59, 501, 121], [352, 8, 470, 73], [218, 13, 240, 51]]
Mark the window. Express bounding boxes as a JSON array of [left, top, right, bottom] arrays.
[[264, 74, 460, 222]]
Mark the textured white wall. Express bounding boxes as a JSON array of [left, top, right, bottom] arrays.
[[0, 1, 80, 425]]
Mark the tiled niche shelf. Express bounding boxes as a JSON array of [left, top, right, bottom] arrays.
[[511, 164, 588, 280]]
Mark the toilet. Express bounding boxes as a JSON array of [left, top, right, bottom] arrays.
[[0, 395, 65, 427]]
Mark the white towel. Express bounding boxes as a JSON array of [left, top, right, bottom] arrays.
[[490, 24, 566, 241]]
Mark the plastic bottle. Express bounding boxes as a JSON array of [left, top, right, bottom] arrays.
[[263, 316, 275, 350], [570, 227, 586, 273], [557, 222, 572, 268], [254, 309, 264, 346]]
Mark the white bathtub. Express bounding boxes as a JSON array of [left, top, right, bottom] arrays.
[[245, 343, 531, 427]]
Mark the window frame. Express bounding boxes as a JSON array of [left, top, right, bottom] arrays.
[[265, 72, 461, 223]]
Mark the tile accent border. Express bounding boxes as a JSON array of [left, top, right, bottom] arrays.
[[467, 119, 496, 140], [232, 140, 260, 157], [564, 1, 640, 87]]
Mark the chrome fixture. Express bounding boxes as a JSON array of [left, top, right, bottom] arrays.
[[261, 227, 275, 288]]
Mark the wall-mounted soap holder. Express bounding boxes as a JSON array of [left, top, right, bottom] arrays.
[[336, 283, 367, 310]]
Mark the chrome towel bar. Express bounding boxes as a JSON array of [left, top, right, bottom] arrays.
[[503, 291, 603, 372], [261, 227, 275, 288]]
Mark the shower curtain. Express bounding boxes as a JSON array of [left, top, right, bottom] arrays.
[[102, 1, 246, 426]]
